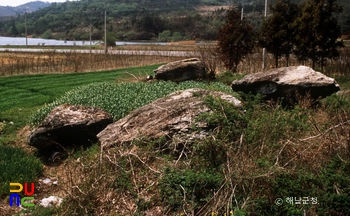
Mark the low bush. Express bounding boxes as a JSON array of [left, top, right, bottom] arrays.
[[159, 167, 224, 212]]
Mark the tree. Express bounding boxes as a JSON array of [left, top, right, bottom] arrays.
[[259, 0, 298, 67], [41, 29, 53, 39], [158, 30, 171, 42], [10, 20, 18, 36], [217, 7, 255, 73], [105, 32, 116, 46], [294, 0, 344, 69]]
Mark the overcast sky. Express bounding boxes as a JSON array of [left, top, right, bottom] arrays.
[[0, 0, 72, 7]]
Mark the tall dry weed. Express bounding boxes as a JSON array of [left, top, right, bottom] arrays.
[[0, 50, 189, 76]]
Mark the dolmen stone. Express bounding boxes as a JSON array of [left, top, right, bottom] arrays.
[[28, 104, 113, 149], [154, 58, 206, 82], [231, 66, 340, 104], [97, 88, 242, 149]]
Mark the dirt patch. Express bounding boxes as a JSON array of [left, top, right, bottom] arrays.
[[167, 40, 197, 46], [196, 5, 230, 15]]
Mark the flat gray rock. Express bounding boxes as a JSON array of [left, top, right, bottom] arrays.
[[28, 104, 113, 149], [231, 66, 340, 103], [97, 88, 241, 149], [154, 58, 206, 82]]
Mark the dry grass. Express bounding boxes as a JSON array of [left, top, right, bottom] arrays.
[[236, 47, 350, 75], [2, 43, 349, 77], [195, 5, 231, 15], [117, 41, 198, 50], [0, 51, 189, 76]]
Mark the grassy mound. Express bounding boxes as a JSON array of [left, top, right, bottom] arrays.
[[25, 92, 350, 215]]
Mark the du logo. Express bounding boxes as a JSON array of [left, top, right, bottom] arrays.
[[9, 183, 35, 207]]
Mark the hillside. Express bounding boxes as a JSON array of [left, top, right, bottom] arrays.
[[0, 1, 51, 17], [0, 0, 230, 41], [0, 0, 349, 41]]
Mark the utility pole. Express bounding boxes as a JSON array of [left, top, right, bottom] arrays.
[[262, 0, 267, 71], [241, 0, 244, 20], [104, 11, 107, 54], [25, 9, 28, 48], [89, 25, 92, 54]]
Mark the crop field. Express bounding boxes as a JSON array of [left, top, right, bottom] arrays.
[[0, 51, 187, 76], [1, 42, 349, 77], [0, 65, 158, 144], [0, 42, 208, 76]]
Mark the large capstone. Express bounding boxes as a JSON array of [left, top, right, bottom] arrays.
[[154, 58, 206, 82], [231, 66, 340, 103], [28, 104, 113, 149], [97, 88, 242, 149]]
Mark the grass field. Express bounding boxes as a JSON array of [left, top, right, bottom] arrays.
[[0, 65, 156, 110], [0, 65, 157, 144]]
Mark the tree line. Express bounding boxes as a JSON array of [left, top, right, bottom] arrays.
[[218, 0, 344, 72], [0, 0, 349, 43], [0, 0, 229, 41]]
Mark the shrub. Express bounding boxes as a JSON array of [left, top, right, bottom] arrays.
[[171, 32, 184, 41], [254, 159, 350, 215], [41, 29, 53, 39], [158, 30, 171, 42], [159, 167, 224, 212], [105, 32, 117, 46]]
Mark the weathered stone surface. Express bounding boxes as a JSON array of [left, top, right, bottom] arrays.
[[231, 66, 340, 103], [28, 104, 113, 149], [97, 88, 241, 148], [154, 58, 206, 82]]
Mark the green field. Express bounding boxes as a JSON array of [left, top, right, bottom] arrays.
[[0, 65, 158, 203], [0, 65, 156, 143], [0, 65, 156, 111]]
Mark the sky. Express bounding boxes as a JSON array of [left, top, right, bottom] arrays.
[[0, 0, 71, 7]]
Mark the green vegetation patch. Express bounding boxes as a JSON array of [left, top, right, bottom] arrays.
[[0, 65, 158, 112], [29, 81, 234, 125], [159, 167, 224, 211], [0, 145, 43, 197], [255, 158, 350, 215]]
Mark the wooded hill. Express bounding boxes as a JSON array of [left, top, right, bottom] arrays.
[[0, 0, 231, 41], [0, 0, 349, 41], [0, 1, 50, 17]]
